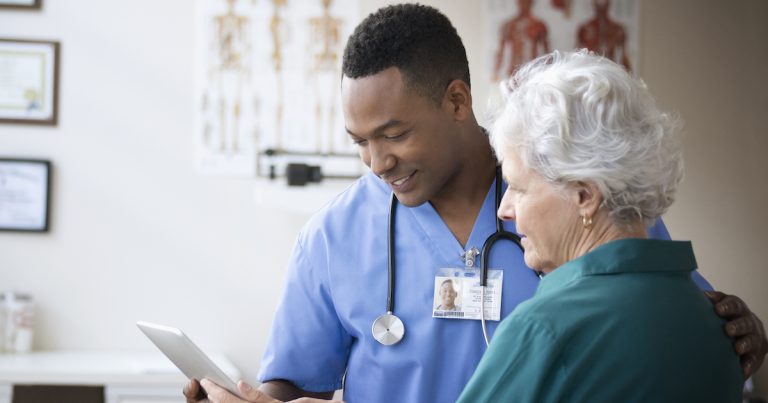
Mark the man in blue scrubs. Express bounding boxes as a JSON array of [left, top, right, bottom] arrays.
[[186, 4, 766, 403]]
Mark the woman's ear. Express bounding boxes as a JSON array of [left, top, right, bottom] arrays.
[[571, 181, 603, 218], [443, 79, 472, 120]]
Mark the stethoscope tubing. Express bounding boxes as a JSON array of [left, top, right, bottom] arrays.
[[376, 166, 532, 346], [480, 166, 527, 285], [387, 192, 398, 314]]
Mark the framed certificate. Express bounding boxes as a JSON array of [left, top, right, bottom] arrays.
[[0, 0, 41, 10], [0, 39, 60, 125], [0, 158, 52, 232]]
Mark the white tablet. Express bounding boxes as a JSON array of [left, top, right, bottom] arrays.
[[136, 321, 244, 398]]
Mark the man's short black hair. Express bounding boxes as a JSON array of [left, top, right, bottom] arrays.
[[342, 3, 471, 104]]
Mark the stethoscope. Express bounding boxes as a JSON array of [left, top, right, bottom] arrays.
[[371, 166, 532, 346]]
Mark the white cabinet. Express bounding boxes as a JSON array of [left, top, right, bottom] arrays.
[[0, 351, 240, 403]]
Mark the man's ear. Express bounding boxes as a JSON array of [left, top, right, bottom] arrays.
[[443, 79, 472, 121], [571, 181, 603, 218]]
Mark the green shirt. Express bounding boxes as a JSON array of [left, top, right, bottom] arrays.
[[457, 239, 743, 403]]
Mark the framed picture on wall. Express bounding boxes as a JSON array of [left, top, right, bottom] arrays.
[[0, 38, 59, 125], [0, 158, 52, 232], [0, 0, 41, 10]]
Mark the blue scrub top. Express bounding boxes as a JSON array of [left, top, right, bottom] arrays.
[[258, 172, 712, 403]]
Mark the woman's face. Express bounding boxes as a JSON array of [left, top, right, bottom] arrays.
[[498, 151, 580, 272]]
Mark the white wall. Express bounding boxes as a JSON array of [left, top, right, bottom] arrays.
[[640, 0, 768, 390], [0, 0, 311, 383], [1, 0, 767, 394]]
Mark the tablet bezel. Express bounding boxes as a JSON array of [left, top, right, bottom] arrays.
[[136, 321, 243, 398]]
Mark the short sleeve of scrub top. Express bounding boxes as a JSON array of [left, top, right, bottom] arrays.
[[257, 234, 351, 392]]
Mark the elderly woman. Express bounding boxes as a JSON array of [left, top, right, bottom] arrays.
[[457, 50, 743, 402]]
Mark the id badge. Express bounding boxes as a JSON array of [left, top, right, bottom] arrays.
[[432, 267, 503, 321]]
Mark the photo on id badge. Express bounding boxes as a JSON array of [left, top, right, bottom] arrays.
[[432, 268, 503, 321], [433, 276, 465, 318]]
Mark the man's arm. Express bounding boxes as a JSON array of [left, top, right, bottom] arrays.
[[183, 379, 335, 402], [258, 380, 335, 401], [183, 236, 349, 402]]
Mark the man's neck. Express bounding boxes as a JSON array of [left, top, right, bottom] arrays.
[[430, 128, 497, 248]]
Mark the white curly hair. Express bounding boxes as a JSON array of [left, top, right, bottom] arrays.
[[491, 49, 684, 229]]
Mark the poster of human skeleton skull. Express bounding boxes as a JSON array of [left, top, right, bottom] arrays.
[[196, 0, 363, 178]]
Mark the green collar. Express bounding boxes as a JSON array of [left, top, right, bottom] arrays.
[[538, 239, 698, 293]]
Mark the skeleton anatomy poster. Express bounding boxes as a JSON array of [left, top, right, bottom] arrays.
[[486, 0, 639, 81], [196, 0, 362, 178]]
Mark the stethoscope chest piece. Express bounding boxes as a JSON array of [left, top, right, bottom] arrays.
[[372, 313, 405, 346]]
